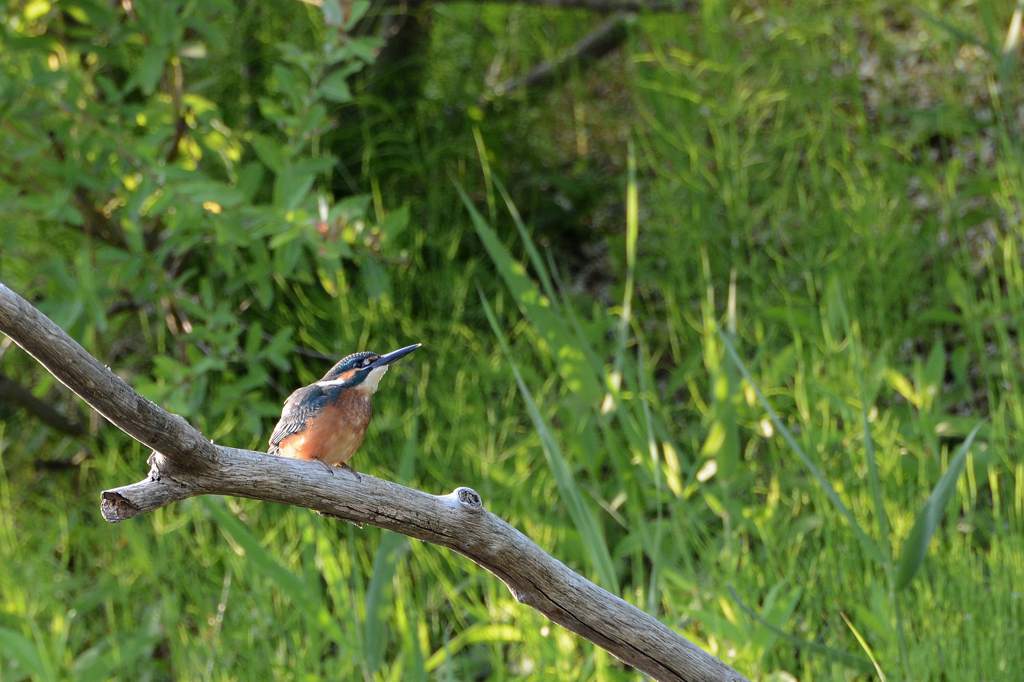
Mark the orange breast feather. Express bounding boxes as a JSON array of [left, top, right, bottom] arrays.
[[277, 393, 372, 466]]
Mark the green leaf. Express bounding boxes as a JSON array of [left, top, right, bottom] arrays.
[[343, 0, 371, 29], [360, 257, 392, 300], [364, 429, 419, 674], [0, 627, 52, 681], [273, 168, 315, 211], [380, 203, 409, 240], [318, 70, 352, 103], [175, 179, 246, 208], [855, 345, 892, 563], [840, 612, 887, 681], [321, 0, 343, 26], [884, 369, 919, 408], [73, 627, 160, 682], [364, 533, 407, 674], [72, 642, 116, 682], [895, 423, 983, 590], [269, 225, 304, 249], [916, 6, 997, 56], [134, 44, 168, 95], [425, 624, 523, 673], [270, 64, 307, 105], [236, 162, 265, 201], [331, 193, 371, 222], [251, 134, 285, 173]]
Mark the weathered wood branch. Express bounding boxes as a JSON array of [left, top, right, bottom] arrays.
[[484, 12, 630, 104], [0, 281, 746, 682]]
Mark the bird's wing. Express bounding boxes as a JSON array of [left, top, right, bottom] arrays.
[[268, 384, 330, 452]]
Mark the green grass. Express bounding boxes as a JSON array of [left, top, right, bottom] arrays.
[[2, 1, 1023, 680]]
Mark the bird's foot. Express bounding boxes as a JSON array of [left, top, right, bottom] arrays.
[[340, 462, 361, 481], [315, 459, 335, 475]]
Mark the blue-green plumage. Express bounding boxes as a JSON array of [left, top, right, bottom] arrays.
[[267, 384, 333, 454]]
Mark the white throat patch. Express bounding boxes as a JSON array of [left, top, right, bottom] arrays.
[[358, 364, 389, 393], [316, 365, 390, 393]]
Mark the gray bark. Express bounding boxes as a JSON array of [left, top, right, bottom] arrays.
[[0, 281, 746, 682]]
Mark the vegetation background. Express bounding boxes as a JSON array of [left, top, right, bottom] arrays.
[[1, 0, 1022, 679]]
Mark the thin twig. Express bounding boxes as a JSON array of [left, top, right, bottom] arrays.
[[0, 372, 85, 436], [164, 57, 188, 164], [385, 0, 692, 13]]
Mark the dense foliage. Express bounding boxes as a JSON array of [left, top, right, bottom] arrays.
[[1, 0, 1022, 679]]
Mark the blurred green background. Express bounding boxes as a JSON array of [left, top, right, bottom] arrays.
[[1, 0, 1022, 679]]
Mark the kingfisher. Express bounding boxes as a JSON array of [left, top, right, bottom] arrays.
[[268, 343, 421, 475]]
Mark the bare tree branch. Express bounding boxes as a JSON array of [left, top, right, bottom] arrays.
[[484, 12, 630, 103], [0, 372, 85, 436], [379, 0, 694, 13], [0, 280, 746, 682]]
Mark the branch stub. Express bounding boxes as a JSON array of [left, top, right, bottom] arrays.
[[100, 491, 141, 522], [454, 486, 484, 510]]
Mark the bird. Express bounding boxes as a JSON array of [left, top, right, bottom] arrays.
[[268, 343, 421, 475]]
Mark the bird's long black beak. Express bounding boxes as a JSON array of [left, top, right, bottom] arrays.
[[371, 343, 421, 368]]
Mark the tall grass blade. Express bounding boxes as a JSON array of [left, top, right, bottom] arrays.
[[719, 331, 884, 564], [727, 587, 872, 673], [493, 174, 607, 379], [602, 141, 639, 415], [895, 423, 983, 590], [203, 499, 319, 613], [480, 293, 619, 591], [636, 344, 664, 614], [543, 248, 608, 381], [915, 6, 997, 56], [364, 533, 408, 674], [846, 321, 893, 560], [492, 175, 560, 307], [860, 378, 891, 559], [829, 280, 893, 558], [840, 611, 887, 681], [0, 627, 53, 682], [457, 182, 603, 403], [425, 624, 523, 673], [364, 425, 419, 674]]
